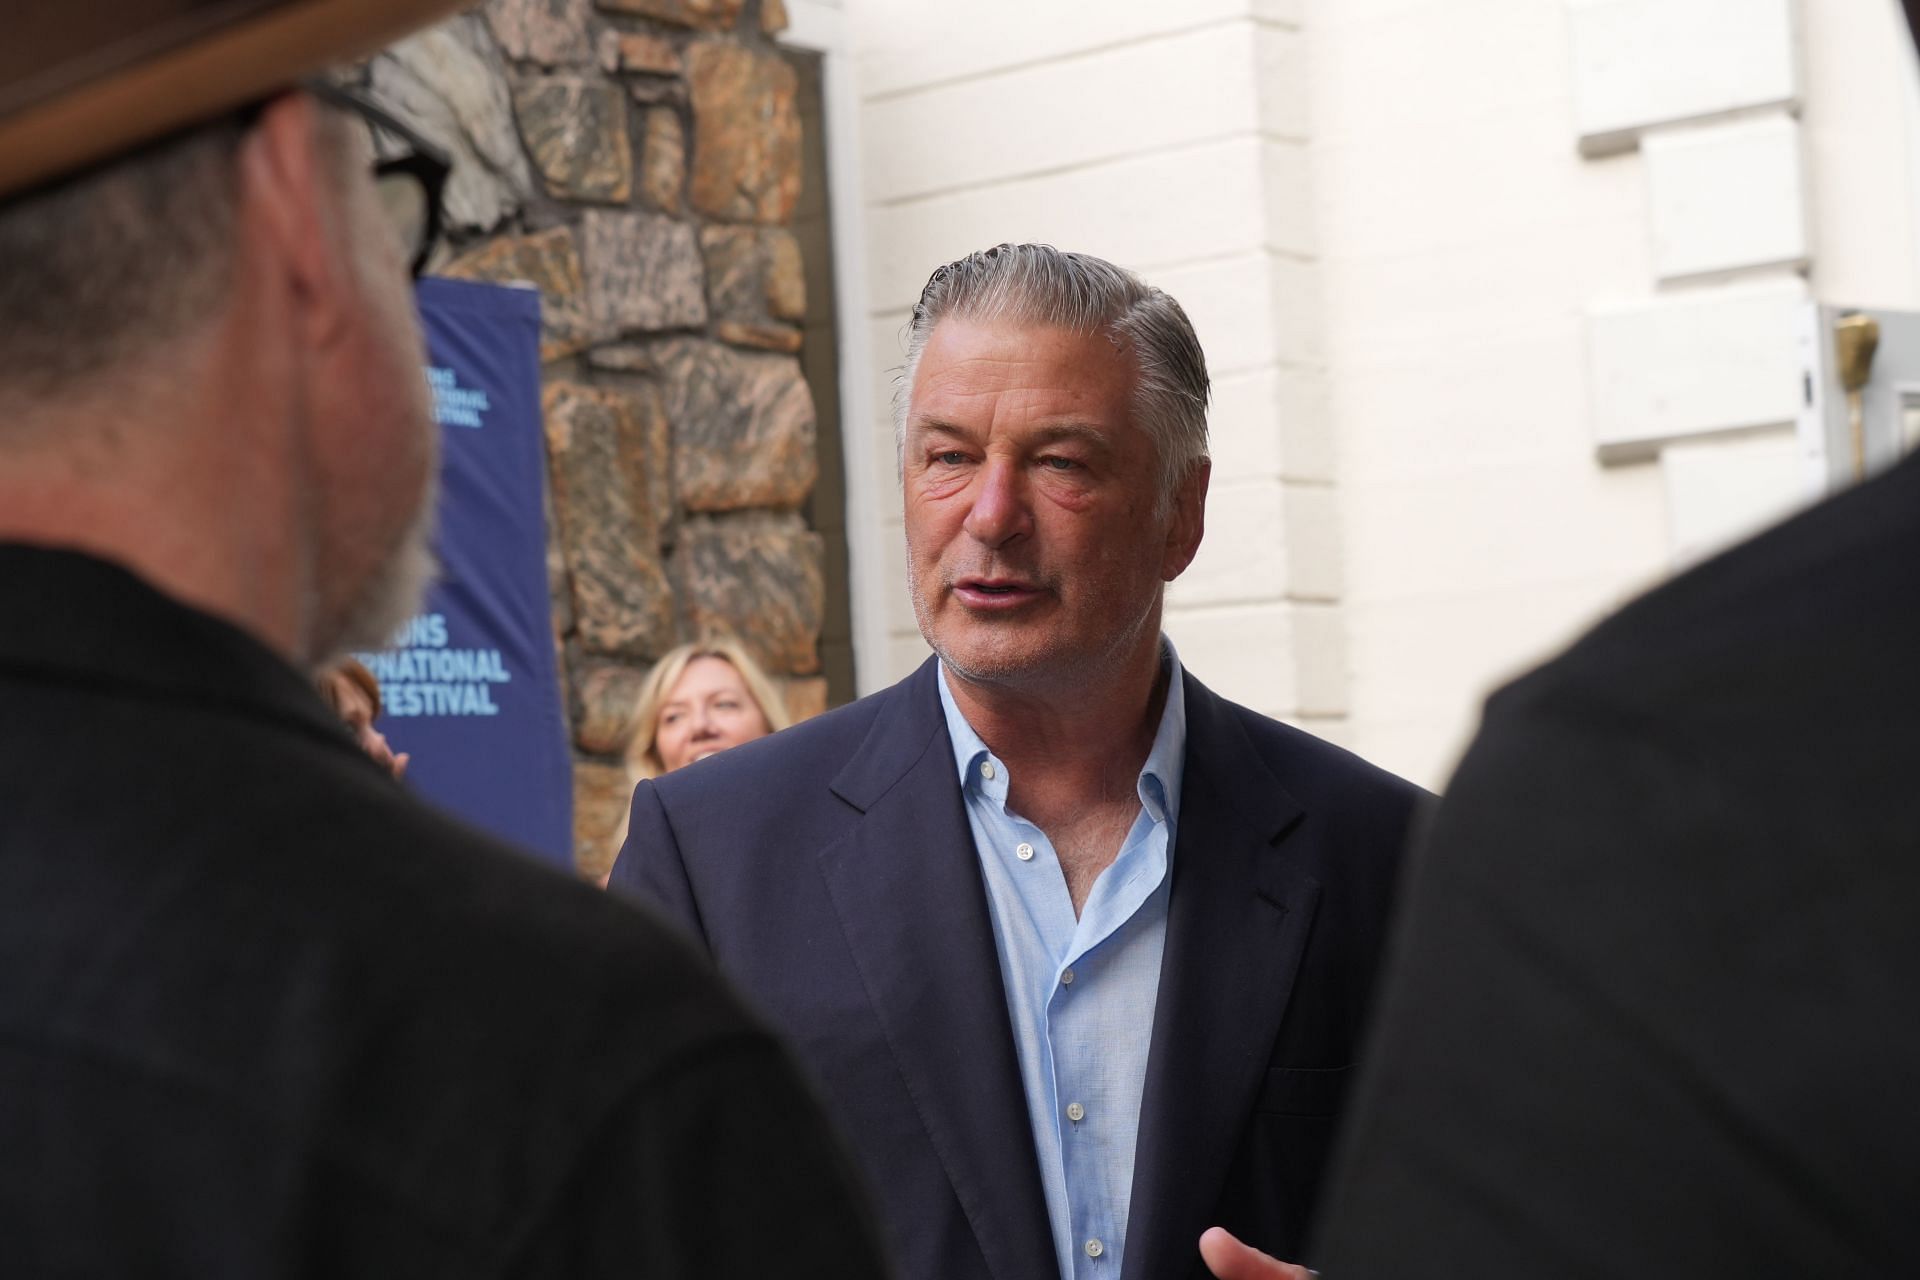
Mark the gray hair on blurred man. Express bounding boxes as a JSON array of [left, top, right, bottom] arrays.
[[0, 5, 886, 1275]]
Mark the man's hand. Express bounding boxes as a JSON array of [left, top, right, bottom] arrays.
[[1199, 1227, 1314, 1280]]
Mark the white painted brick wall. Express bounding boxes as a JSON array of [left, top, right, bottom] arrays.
[[1661, 427, 1808, 567], [1154, 252, 1322, 377], [1586, 279, 1808, 457], [850, 3, 1337, 714], [859, 23, 1282, 204], [864, 139, 1278, 310], [1567, 0, 1800, 155], [1162, 602, 1297, 718], [850, 0, 1284, 101], [1282, 482, 1342, 601], [1644, 114, 1809, 281], [1210, 366, 1333, 483], [1170, 479, 1290, 609]]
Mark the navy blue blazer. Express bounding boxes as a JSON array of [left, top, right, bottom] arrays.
[[611, 658, 1421, 1280]]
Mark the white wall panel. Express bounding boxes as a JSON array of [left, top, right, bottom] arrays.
[[850, 0, 1273, 101], [1586, 280, 1807, 456], [1567, 0, 1800, 155], [864, 139, 1275, 311], [1162, 602, 1301, 718], [1644, 114, 1808, 281], [1170, 479, 1290, 608], [1661, 427, 1807, 567], [859, 23, 1278, 204]]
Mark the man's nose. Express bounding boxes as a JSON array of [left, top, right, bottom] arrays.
[[961, 458, 1030, 549]]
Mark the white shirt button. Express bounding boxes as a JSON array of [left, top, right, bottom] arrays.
[[1066, 1101, 1085, 1122], [1060, 967, 1075, 986], [981, 761, 996, 780], [1085, 1239, 1105, 1259], [1015, 841, 1035, 861]]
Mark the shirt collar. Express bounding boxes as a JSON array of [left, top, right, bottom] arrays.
[[937, 639, 1188, 828]]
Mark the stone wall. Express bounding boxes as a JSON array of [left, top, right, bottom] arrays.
[[353, 0, 822, 881]]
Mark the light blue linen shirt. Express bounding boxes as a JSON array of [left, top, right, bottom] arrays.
[[937, 643, 1186, 1280]]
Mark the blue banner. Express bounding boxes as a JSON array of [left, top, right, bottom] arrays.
[[359, 278, 573, 869]]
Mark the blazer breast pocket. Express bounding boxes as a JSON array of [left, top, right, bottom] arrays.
[[1254, 1064, 1353, 1117]]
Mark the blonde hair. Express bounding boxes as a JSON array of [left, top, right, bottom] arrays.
[[623, 637, 791, 780]]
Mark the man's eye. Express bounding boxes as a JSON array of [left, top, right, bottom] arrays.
[[1040, 456, 1080, 471], [933, 451, 969, 466]]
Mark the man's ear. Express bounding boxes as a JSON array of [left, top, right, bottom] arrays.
[[233, 91, 357, 345], [1161, 457, 1210, 582]]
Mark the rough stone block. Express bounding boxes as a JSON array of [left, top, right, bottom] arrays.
[[486, 0, 598, 66], [628, 78, 685, 107], [762, 229, 806, 320], [715, 321, 803, 353], [571, 757, 632, 880], [543, 380, 676, 658], [513, 74, 633, 202], [585, 343, 654, 373], [652, 337, 816, 510], [370, 14, 532, 235], [582, 209, 708, 335], [572, 659, 651, 753], [781, 675, 827, 722], [607, 32, 683, 76], [640, 108, 687, 212], [545, 485, 573, 641], [594, 0, 742, 30], [701, 226, 760, 316], [672, 513, 824, 675], [702, 225, 805, 321], [441, 226, 594, 362], [687, 40, 801, 223]]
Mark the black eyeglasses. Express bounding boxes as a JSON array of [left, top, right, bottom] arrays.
[[304, 80, 451, 279]]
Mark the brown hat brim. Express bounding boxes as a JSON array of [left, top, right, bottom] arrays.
[[0, 0, 469, 202]]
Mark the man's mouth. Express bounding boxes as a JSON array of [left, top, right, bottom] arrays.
[[953, 578, 1044, 609]]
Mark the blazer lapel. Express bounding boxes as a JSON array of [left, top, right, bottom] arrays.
[[1122, 674, 1319, 1280], [816, 660, 1056, 1280]]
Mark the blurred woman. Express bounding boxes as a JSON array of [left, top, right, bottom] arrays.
[[625, 637, 791, 779], [600, 638, 790, 885], [315, 657, 409, 780]]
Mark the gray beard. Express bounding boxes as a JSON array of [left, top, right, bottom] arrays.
[[310, 481, 439, 666]]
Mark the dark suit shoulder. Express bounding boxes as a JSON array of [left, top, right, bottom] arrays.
[[1188, 681, 1426, 898], [1227, 699, 1428, 809], [1501, 452, 1920, 735], [642, 665, 946, 855], [653, 675, 899, 801]]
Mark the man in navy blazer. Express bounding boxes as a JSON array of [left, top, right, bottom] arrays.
[[612, 244, 1422, 1280]]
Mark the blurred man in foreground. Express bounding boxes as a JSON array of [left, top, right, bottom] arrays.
[[1203, 4, 1920, 1270], [0, 3, 885, 1274]]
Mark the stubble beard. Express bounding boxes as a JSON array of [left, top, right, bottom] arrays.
[[907, 544, 1160, 692], [310, 471, 440, 667]]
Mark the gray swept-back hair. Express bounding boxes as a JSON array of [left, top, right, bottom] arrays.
[[892, 244, 1210, 508]]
